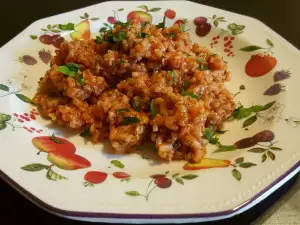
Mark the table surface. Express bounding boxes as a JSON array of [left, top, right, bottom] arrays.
[[0, 0, 299, 224]]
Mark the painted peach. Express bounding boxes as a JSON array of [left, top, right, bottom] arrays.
[[70, 20, 91, 40]]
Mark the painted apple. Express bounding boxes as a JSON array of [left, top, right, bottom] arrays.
[[47, 151, 91, 170], [127, 11, 152, 23], [32, 136, 76, 154]]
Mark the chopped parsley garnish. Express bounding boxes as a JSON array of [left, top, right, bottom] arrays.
[[50, 133, 62, 143], [57, 63, 81, 77], [168, 33, 175, 37], [181, 90, 199, 100], [157, 16, 166, 28], [197, 58, 206, 63], [179, 24, 185, 32], [58, 23, 74, 31], [131, 97, 140, 112], [167, 71, 177, 84], [123, 117, 141, 125], [95, 35, 103, 44], [183, 80, 189, 90], [198, 64, 209, 71], [137, 32, 149, 38], [150, 100, 158, 117], [117, 108, 130, 116], [113, 31, 127, 42], [77, 75, 85, 85], [80, 127, 91, 137]]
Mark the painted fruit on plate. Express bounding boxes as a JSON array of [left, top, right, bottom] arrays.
[[245, 54, 277, 77], [32, 136, 76, 154]]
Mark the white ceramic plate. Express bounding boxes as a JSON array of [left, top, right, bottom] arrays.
[[0, 1, 299, 223]]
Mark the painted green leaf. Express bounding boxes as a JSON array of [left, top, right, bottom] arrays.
[[58, 23, 74, 31], [214, 145, 236, 153], [212, 15, 216, 19], [90, 18, 99, 21], [148, 8, 161, 12], [227, 23, 237, 30], [84, 12, 89, 18], [50, 29, 61, 33], [235, 157, 244, 164], [243, 115, 257, 128], [0, 84, 9, 91], [111, 160, 125, 168], [80, 16, 86, 19], [41, 28, 48, 31], [15, 94, 32, 103], [232, 169, 241, 181], [270, 147, 282, 151], [0, 122, 7, 130], [176, 178, 184, 185], [262, 101, 276, 110], [239, 85, 245, 90], [232, 29, 244, 35], [239, 162, 256, 168], [248, 148, 266, 153], [181, 174, 198, 180], [137, 5, 148, 11], [172, 173, 179, 178], [213, 20, 219, 27], [118, 8, 124, 11], [47, 24, 52, 30], [267, 151, 276, 160], [266, 39, 274, 47], [29, 35, 38, 40], [262, 153, 267, 162], [236, 25, 245, 30], [46, 168, 67, 181], [50, 133, 62, 143], [21, 163, 49, 171], [125, 191, 140, 196], [239, 45, 263, 52], [0, 113, 11, 122]]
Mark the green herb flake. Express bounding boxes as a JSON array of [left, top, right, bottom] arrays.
[[179, 24, 185, 32], [168, 33, 175, 37], [57, 63, 81, 77], [197, 58, 206, 63], [183, 81, 189, 90], [123, 117, 141, 125], [198, 64, 209, 71], [131, 98, 140, 112], [77, 75, 85, 85], [181, 90, 199, 100], [95, 36, 103, 44], [50, 133, 62, 144], [167, 71, 177, 84], [150, 100, 158, 117], [58, 23, 75, 31], [80, 127, 91, 137], [157, 16, 166, 29]]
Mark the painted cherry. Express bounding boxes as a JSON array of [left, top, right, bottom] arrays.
[[113, 172, 130, 179], [84, 171, 107, 184], [154, 177, 172, 188]]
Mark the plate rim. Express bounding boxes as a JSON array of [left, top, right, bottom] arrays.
[[1, 162, 299, 223]]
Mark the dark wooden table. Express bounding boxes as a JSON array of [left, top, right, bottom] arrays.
[[0, 0, 299, 224]]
